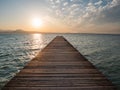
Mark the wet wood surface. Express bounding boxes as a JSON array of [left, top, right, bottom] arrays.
[[3, 36, 116, 90]]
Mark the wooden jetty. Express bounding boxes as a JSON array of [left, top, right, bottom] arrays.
[[3, 36, 115, 90]]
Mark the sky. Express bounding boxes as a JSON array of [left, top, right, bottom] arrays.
[[0, 0, 120, 33]]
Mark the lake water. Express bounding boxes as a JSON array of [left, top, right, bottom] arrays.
[[0, 33, 120, 89]]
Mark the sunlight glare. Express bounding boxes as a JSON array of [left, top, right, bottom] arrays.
[[32, 34, 43, 49], [32, 17, 43, 28]]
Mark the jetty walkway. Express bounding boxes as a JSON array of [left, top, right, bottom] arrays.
[[3, 36, 115, 90]]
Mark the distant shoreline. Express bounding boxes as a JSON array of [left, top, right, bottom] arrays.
[[0, 31, 120, 35]]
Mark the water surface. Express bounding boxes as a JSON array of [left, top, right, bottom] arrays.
[[0, 33, 120, 89]]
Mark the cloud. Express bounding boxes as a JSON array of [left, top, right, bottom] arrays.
[[94, 0, 103, 5], [63, 2, 68, 6], [47, 0, 120, 33]]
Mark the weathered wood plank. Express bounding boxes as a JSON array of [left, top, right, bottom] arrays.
[[3, 86, 115, 90], [2, 36, 116, 90]]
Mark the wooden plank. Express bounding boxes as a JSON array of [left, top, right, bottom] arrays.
[[18, 69, 101, 74], [2, 36, 116, 90], [3, 86, 115, 90]]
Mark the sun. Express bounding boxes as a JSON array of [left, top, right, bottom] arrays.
[[32, 17, 43, 28]]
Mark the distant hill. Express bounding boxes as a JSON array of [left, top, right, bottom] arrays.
[[0, 30, 13, 33], [0, 29, 29, 33], [13, 29, 26, 33]]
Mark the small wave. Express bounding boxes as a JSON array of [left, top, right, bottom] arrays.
[[28, 48, 40, 51], [0, 54, 11, 58]]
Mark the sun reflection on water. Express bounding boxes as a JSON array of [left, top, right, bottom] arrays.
[[32, 33, 44, 50]]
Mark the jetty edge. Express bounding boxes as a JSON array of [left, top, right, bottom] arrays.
[[3, 36, 116, 90]]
